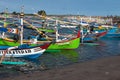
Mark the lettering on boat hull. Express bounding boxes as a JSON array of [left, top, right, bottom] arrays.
[[0, 47, 43, 57]]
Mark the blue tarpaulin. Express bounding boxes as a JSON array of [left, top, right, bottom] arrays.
[[0, 27, 8, 32]]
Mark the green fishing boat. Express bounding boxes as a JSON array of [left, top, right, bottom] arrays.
[[0, 38, 20, 46], [0, 38, 49, 47], [0, 18, 80, 50], [0, 30, 80, 50], [47, 30, 80, 50], [47, 35, 80, 50]]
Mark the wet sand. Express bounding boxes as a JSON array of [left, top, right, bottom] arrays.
[[1, 55, 120, 80]]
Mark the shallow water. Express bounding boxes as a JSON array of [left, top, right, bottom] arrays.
[[1, 36, 120, 77], [38, 37, 120, 69]]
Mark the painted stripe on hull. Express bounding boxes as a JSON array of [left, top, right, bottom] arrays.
[[0, 48, 45, 58], [48, 38, 80, 49]]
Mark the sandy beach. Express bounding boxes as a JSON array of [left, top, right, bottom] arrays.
[[1, 55, 120, 80]]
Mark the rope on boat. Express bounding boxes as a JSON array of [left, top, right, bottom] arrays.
[[0, 46, 18, 64], [34, 13, 79, 27], [0, 50, 8, 64], [23, 20, 53, 41]]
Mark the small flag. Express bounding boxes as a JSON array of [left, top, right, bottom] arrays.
[[8, 28, 18, 34]]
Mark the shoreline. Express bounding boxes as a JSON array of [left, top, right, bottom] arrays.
[[1, 55, 120, 80]]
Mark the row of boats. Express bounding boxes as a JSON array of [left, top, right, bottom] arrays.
[[0, 13, 119, 65], [0, 14, 81, 65]]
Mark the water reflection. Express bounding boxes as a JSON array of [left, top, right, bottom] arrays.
[[77, 38, 120, 62], [39, 50, 79, 69]]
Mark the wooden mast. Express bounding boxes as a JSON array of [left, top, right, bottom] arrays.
[[55, 20, 59, 42], [20, 6, 24, 45]]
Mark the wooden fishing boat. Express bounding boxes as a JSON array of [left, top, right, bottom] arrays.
[[0, 43, 50, 59], [0, 14, 80, 50], [0, 20, 80, 50], [47, 30, 80, 50], [103, 27, 120, 38], [0, 30, 80, 50], [0, 38, 51, 46], [0, 11, 51, 59], [104, 33, 120, 38], [93, 26, 120, 38], [82, 31, 107, 42], [91, 24, 120, 38]]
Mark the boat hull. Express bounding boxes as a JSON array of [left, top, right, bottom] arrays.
[[104, 33, 120, 38], [0, 38, 20, 46], [0, 43, 50, 59], [83, 31, 107, 42], [0, 47, 45, 59], [47, 31, 80, 50], [47, 37, 80, 50]]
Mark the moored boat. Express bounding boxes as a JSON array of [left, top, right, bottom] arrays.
[[47, 30, 80, 50], [0, 43, 50, 59], [82, 31, 107, 42], [0, 11, 51, 59], [0, 32, 80, 51], [103, 27, 120, 38]]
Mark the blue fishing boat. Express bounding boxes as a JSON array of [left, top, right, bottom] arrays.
[[82, 31, 107, 42], [103, 27, 120, 38], [88, 23, 119, 38]]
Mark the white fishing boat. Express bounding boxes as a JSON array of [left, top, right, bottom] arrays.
[[0, 44, 50, 59]]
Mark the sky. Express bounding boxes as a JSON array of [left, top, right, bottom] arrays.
[[0, 0, 120, 16]]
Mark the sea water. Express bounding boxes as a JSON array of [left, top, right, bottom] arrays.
[[1, 28, 120, 76], [39, 37, 120, 69]]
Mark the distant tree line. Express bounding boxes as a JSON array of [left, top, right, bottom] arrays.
[[0, 10, 47, 15], [1, 10, 120, 24], [37, 10, 47, 17]]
